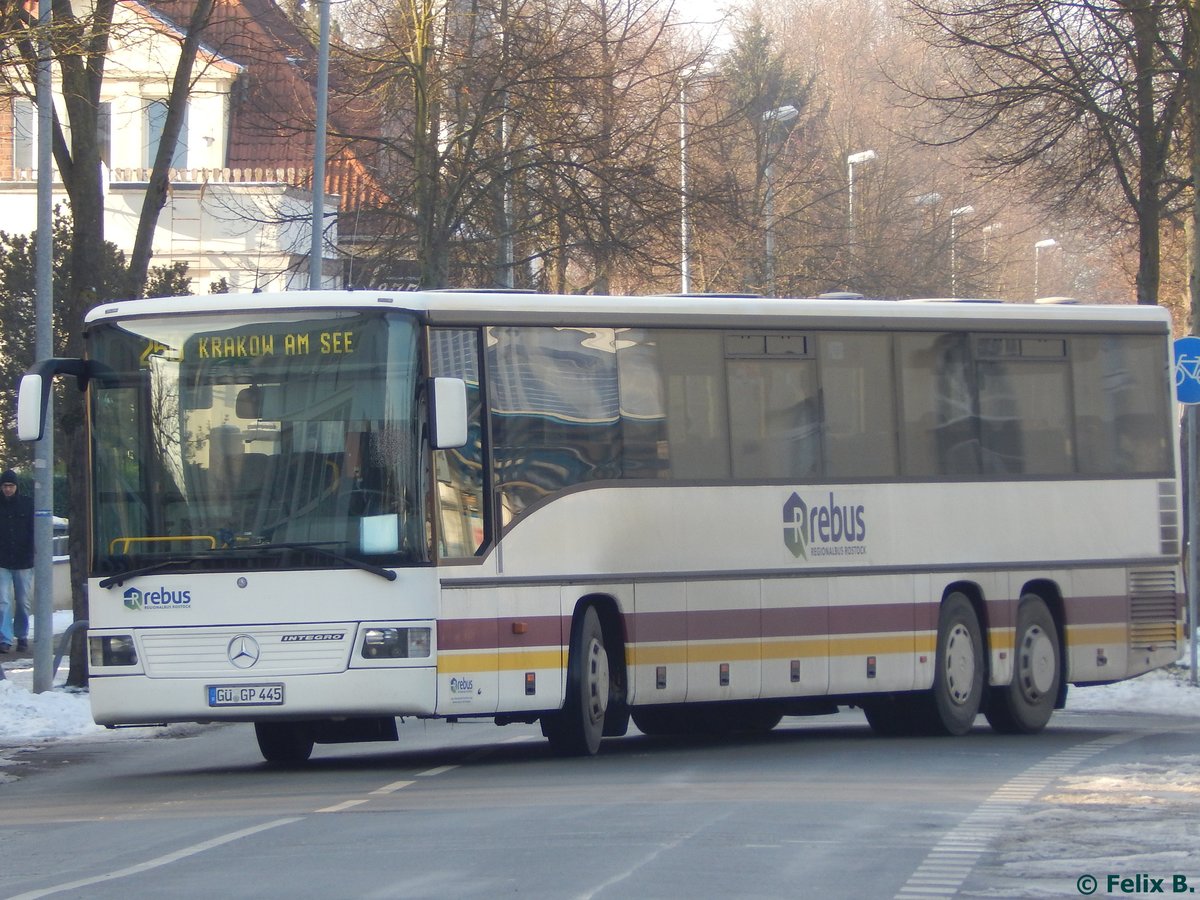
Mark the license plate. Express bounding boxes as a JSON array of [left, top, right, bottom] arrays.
[[207, 684, 285, 707]]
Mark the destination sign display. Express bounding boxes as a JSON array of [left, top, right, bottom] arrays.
[[194, 329, 357, 359], [154, 324, 363, 365]]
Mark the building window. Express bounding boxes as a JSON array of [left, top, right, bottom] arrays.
[[98, 101, 111, 168], [144, 100, 187, 169], [13, 97, 34, 172]]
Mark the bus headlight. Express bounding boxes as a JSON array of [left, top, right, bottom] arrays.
[[89, 635, 138, 667], [361, 627, 431, 659], [407, 628, 431, 658]]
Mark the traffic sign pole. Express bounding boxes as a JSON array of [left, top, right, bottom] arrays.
[[1174, 337, 1200, 686], [1190, 407, 1198, 686]]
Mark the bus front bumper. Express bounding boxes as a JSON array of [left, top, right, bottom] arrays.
[[88, 666, 438, 726]]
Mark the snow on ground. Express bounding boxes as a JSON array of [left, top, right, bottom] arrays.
[[2, 614, 1200, 750], [4, 614, 1200, 895], [0, 612, 203, 783]]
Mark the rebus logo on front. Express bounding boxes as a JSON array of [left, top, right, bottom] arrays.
[[123, 586, 192, 610], [782, 491, 867, 560]]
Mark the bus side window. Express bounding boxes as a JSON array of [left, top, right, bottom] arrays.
[[430, 329, 486, 557], [1073, 334, 1172, 476], [818, 332, 898, 478], [656, 331, 730, 479], [898, 333, 981, 477], [487, 326, 621, 519], [726, 356, 821, 479]]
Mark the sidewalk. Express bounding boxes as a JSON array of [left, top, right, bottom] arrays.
[[0, 609, 78, 679]]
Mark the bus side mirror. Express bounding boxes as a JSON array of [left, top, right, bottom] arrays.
[[17, 358, 89, 442], [429, 377, 468, 450], [17, 373, 49, 441]]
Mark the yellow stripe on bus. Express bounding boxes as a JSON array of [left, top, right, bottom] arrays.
[[626, 633, 938, 667], [437, 649, 563, 674], [436, 622, 1138, 677], [989, 628, 1015, 652], [1065, 624, 1128, 645]]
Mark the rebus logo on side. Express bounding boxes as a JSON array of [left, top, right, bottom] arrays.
[[782, 492, 867, 560]]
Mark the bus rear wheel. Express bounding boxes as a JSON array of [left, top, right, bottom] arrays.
[[921, 593, 984, 735], [542, 606, 609, 756], [255, 721, 315, 764], [985, 596, 1060, 734]]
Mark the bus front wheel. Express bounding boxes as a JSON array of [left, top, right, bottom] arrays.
[[255, 721, 315, 764], [923, 593, 984, 735], [985, 596, 1060, 734], [542, 606, 609, 756]]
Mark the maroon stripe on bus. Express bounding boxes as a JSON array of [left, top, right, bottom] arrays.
[[439, 594, 1144, 652], [440, 615, 566, 650], [827, 603, 916, 634], [1063, 594, 1129, 625], [634, 603, 929, 644], [438, 618, 497, 651]]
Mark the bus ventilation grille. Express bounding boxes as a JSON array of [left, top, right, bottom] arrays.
[[1128, 568, 1178, 651], [1158, 481, 1180, 556]]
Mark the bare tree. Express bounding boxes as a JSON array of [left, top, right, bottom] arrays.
[[0, 0, 223, 684], [899, 0, 1190, 305], [127, 0, 217, 300], [331, 0, 704, 291]]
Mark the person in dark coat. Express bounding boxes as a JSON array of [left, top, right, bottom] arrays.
[[0, 469, 34, 654]]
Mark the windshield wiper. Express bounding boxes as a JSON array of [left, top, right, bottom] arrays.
[[224, 541, 398, 582], [99, 556, 204, 589]]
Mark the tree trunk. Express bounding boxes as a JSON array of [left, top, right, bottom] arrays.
[[1187, 0, 1200, 330], [128, 0, 216, 299], [52, 0, 114, 686]]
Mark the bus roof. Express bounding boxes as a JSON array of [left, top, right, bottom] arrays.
[[84, 290, 1172, 334]]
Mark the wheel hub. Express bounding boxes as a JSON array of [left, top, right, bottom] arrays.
[[585, 637, 609, 724], [944, 622, 976, 705], [1020, 625, 1056, 698]]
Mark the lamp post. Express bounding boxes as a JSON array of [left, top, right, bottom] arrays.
[[679, 67, 718, 293], [32, 0, 53, 691], [763, 105, 798, 296], [1034, 237, 1058, 297], [680, 80, 691, 293], [950, 204, 974, 296], [309, 0, 331, 289], [847, 149, 876, 236]]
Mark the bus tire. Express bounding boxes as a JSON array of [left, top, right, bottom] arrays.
[[255, 721, 314, 764], [542, 606, 609, 756], [985, 596, 1060, 735], [923, 592, 984, 736]]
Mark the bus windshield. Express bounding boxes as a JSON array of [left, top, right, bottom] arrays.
[[88, 309, 426, 577]]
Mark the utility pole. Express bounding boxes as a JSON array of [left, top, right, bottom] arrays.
[[32, 0, 54, 692], [309, 0, 330, 289]]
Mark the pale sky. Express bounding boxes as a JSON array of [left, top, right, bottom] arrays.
[[672, 0, 741, 48]]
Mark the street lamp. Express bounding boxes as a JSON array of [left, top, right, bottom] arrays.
[[847, 149, 876, 236], [950, 204, 974, 297], [1034, 237, 1058, 297], [763, 105, 799, 296], [309, 0, 331, 289], [679, 67, 717, 293], [680, 80, 692, 293]]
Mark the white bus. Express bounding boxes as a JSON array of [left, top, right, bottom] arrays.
[[18, 291, 1183, 762]]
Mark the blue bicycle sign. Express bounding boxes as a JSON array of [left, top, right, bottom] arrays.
[[1174, 336, 1200, 405]]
